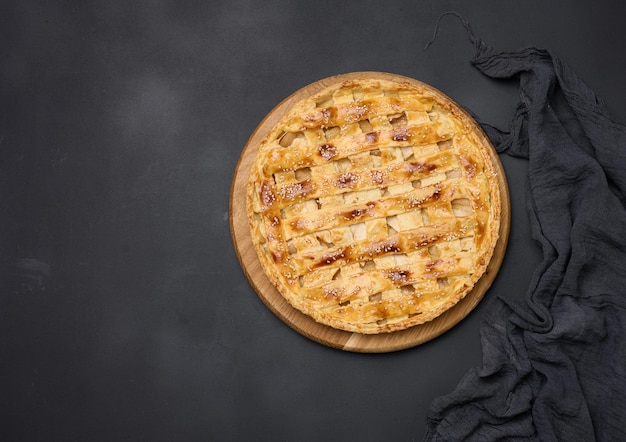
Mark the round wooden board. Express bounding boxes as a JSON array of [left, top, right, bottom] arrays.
[[230, 72, 510, 353]]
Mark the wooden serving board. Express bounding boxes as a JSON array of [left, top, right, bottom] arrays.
[[230, 72, 510, 353]]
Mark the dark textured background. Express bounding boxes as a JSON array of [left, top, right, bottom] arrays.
[[2, 1, 624, 440]]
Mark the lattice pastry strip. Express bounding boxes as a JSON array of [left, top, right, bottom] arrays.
[[278, 180, 466, 241], [247, 77, 500, 334], [270, 149, 458, 208]]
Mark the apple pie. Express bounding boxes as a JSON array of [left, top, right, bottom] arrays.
[[246, 75, 501, 334]]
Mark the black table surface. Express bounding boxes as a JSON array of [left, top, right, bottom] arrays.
[[3, 2, 625, 440]]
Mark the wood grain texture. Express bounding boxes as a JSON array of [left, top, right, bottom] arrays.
[[230, 72, 510, 353]]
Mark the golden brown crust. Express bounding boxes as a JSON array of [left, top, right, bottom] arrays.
[[246, 76, 500, 334]]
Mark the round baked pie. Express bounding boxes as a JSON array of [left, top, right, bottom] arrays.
[[246, 75, 501, 334]]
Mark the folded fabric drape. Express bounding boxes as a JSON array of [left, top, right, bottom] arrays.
[[424, 19, 626, 442]]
